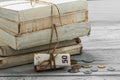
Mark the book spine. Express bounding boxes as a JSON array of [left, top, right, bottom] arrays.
[[0, 39, 78, 56]]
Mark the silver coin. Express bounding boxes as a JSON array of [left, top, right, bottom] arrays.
[[81, 55, 94, 63], [82, 64, 92, 68], [91, 68, 98, 72], [107, 67, 115, 71], [83, 70, 92, 74], [82, 59, 94, 63], [68, 69, 80, 73]]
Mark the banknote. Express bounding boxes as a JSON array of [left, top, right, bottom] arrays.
[[34, 53, 71, 71]]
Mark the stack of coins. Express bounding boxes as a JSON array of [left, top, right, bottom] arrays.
[[82, 64, 92, 68], [91, 67, 98, 72], [68, 65, 81, 73], [83, 70, 92, 74], [107, 67, 115, 71], [98, 64, 106, 69]]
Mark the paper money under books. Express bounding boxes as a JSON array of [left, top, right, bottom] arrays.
[[0, 44, 82, 69], [34, 53, 71, 71]]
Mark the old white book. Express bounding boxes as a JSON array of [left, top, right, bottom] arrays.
[[0, 10, 88, 34], [0, 0, 88, 34], [0, 39, 79, 56], [0, 22, 91, 50], [0, 44, 82, 69], [0, 0, 87, 22]]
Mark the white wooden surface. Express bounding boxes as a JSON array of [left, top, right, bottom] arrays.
[[0, 76, 120, 80], [0, 0, 120, 79]]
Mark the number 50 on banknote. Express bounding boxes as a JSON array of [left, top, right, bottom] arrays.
[[34, 53, 71, 71]]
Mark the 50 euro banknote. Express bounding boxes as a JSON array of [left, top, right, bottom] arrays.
[[34, 53, 71, 71]]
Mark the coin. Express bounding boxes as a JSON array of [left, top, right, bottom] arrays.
[[68, 69, 80, 73], [72, 65, 81, 69], [98, 64, 106, 69], [91, 67, 98, 72], [82, 64, 92, 68], [81, 55, 94, 63], [107, 67, 115, 71], [81, 59, 94, 63], [68, 65, 80, 73], [83, 70, 92, 74], [71, 60, 78, 65]]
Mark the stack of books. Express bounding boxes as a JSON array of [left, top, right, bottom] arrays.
[[0, 0, 91, 69]]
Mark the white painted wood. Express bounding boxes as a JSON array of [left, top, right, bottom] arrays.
[[0, 44, 82, 69], [0, 10, 87, 34], [0, 76, 120, 80], [0, 0, 120, 78], [0, 39, 78, 56], [0, 22, 91, 50], [0, 0, 88, 22]]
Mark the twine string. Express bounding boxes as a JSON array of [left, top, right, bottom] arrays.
[[31, 0, 62, 70], [1, 0, 62, 70]]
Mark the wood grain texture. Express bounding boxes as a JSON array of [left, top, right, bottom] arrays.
[[0, 0, 120, 78], [0, 76, 120, 80], [0, 44, 82, 69], [0, 22, 91, 50]]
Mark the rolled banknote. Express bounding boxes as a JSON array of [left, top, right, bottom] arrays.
[[34, 53, 71, 71]]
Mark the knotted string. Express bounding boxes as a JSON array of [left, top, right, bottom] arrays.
[[1, 0, 63, 70], [30, 0, 63, 70]]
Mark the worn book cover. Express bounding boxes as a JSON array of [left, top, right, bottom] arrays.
[[0, 39, 79, 56]]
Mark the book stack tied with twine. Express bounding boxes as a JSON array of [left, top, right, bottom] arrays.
[[0, 0, 91, 69]]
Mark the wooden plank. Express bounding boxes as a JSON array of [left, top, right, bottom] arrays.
[[0, 76, 120, 80], [0, 0, 120, 78], [0, 44, 82, 69], [0, 10, 88, 34], [0, 39, 79, 56], [0, 0, 87, 22], [0, 49, 120, 76], [1, 49, 120, 76], [0, 22, 91, 50]]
